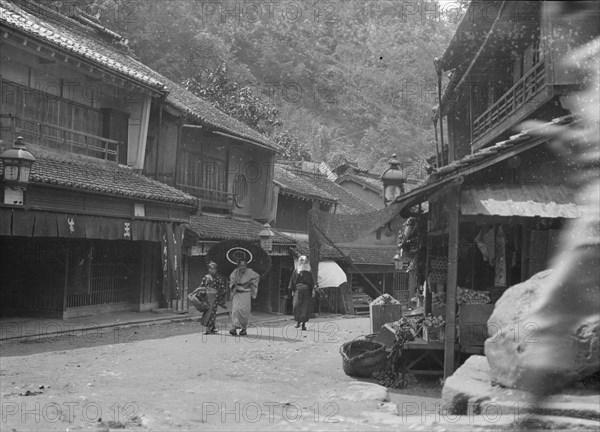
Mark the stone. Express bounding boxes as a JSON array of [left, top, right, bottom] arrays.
[[442, 356, 600, 424], [485, 270, 600, 392], [341, 382, 389, 402]]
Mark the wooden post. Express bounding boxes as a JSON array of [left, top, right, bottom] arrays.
[[173, 120, 183, 187], [63, 244, 69, 316], [444, 183, 460, 378]]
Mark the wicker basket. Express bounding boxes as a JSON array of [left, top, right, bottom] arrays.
[[339, 339, 388, 377], [423, 326, 445, 342]]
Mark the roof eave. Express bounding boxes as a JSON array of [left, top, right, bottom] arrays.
[[1, 24, 167, 95]]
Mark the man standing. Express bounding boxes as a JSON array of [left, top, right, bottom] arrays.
[[228, 259, 260, 336]]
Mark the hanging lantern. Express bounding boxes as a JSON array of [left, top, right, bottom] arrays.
[[380, 153, 406, 207], [1, 137, 36, 205], [259, 223, 275, 253]]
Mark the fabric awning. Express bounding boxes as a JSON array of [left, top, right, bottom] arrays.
[[460, 184, 584, 219], [317, 261, 347, 288], [0, 208, 163, 241]]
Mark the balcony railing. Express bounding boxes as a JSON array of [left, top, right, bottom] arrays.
[[0, 114, 121, 163], [175, 183, 234, 207], [472, 60, 546, 145]]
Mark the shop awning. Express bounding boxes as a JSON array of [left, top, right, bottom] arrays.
[[460, 184, 584, 219], [0, 207, 163, 241]]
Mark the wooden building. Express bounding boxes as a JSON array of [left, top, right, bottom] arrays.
[[0, 0, 291, 319], [0, 0, 198, 318], [138, 77, 296, 313], [274, 162, 413, 313], [388, 0, 597, 378], [331, 161, 385, 210]]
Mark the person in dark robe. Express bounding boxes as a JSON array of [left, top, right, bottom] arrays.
[[288, 256, 315, 330], [197, 261, 227, 335]]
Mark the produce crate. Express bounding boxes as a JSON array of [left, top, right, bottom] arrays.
[[374, 323, 397, 349], [369, 303, 402, 334], [423, 326, 445, 342], [458, 304, 495, 346]]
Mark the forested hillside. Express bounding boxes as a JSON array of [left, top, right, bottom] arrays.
[[49, 0, 462, 174]]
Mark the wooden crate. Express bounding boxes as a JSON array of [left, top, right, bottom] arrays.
[[374, 323, 397, 349], [458, 304, 495, 346], [369, 303, 402, 334], [423, 326, 445, 342]]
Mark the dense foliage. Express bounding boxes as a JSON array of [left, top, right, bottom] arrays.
[[48, 0, 461, 171]]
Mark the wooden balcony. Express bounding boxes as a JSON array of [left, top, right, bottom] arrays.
[[175, 183, 234, 209], [0, 114, 121, 163], [471, 60, 550, 150]]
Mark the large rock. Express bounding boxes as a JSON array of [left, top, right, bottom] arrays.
[[485, 270, 600, 391], [442, 355, 600, 427]]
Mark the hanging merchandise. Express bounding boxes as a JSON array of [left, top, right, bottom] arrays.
[[495, 226, 507, 287], [475, 228, 488, 261], [484, 225, 496, 265]]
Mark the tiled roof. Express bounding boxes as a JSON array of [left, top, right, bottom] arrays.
[[336, 171, 382, 193], [431, 116, 576, 179], [188, 214, 296, 244], [294, 241, 396, 265], [354, 172, 382, 190], [391, 115, 578, 207], [275, 164, 377, 214], [19, 150, 198, 206], [162, 79, 279, 151], [294, 241, 344, 261], [1, 0, 278, 151], [0, 0, 166, 90], [303, 174, 377, 215], [337, 244, 397, 266], [274, 164, 337, 203], [461, 184, 583, 219]]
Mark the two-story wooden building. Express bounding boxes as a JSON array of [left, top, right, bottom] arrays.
[[0, 0, 199, 318], [137, 74, 297, 314], [0, 0, 293, 319], [381, 0, 598, 378]]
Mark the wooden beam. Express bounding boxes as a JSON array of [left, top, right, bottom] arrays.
[[444, 184, 460, 378]]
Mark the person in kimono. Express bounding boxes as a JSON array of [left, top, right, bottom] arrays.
[[288, 256, 315, 331], [228, 259, 260, 336], [198, 261, 227, 335]]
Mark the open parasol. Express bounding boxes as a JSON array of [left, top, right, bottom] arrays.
[[206, 239, 272, 277]]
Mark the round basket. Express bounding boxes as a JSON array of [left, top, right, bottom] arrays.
[[339, 339, 388, 378]]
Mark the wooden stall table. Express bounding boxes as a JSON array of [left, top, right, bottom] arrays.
[[400, 339, 447, 376]]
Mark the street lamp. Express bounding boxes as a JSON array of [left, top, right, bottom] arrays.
[[381, 154, 406, 207], [1, 137, 36, 205], [259, 223, 275, 253]]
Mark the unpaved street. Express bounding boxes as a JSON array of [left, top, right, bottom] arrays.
[[1, 316, 453, 431]]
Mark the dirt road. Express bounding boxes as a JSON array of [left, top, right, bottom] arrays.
[[1, 316, 521, 431]]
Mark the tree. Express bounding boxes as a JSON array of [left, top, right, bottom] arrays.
[[183, 63, 281, 134], [42, 0, 459, 168]]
